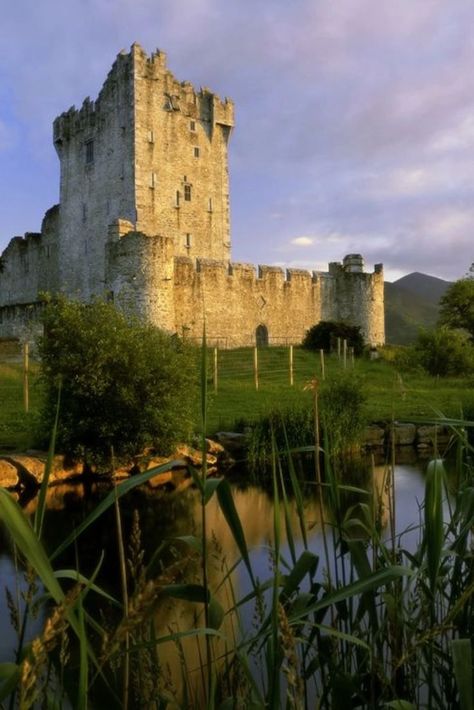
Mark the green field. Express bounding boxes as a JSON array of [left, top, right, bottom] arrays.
[[1, 345, 473, 451], [206, 346, 474, 432]]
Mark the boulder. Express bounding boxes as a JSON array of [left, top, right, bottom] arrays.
[[174, 444, 217, 467], [0, 459, 20, 488], [147, 471, 174, 489], [214, 431, 248, 455], [6, 455, 45, 483], [388, 423, 416, 446], [205, 438, 226, 457], [362, 424, 385, 447], [416, 425, 451, 448]]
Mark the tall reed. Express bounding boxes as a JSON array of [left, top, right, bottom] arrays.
[[1, 351, 473, 707]]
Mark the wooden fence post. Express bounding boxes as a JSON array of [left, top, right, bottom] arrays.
[[343, 339, 347, 369], [351, 346, 355, 369], [23, 342, 29, 413], [254, 346, 259, 391], [337, 337, 341, 360], [320, 348, 325, 380], [289, 345, 294, 386], [213, 347, 218, 393]]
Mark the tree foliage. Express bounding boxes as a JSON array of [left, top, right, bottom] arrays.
[[302, 320, 364, 355], [37, 298, 198, 464], [413, 327, 474, 377], [439, 277, 474, 340]]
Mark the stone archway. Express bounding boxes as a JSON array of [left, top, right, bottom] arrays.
[[256, 324, 269, 347]]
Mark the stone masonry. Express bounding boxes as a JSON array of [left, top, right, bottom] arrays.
[[0, 44, 385, 347]]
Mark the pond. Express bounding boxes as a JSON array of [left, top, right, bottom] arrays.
[[0, 461, 429, 643], [0, 457, 458, 705]]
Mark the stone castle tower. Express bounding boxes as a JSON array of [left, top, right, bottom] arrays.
[[52, 43, 233, 299], [0, 44, 385, 347]]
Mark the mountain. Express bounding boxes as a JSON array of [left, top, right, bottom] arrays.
[[384, 272, 452, 345], [393, 272, 452, 303]]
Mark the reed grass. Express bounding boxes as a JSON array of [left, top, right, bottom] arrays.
[[0, 345, 473, 708]]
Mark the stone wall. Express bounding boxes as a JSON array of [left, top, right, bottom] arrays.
[[53, 49, 136, 299], [133, 45, 233, 263], [105, 230, 385, 347], [0, 44, 385, 346], [172, 255, 384, 346]]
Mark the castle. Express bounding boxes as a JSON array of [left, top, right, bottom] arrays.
[[0, 44, 385, 347]]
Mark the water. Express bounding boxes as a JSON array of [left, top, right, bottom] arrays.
[[0, 462, 431, 666]]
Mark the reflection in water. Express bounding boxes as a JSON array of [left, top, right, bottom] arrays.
[[0, 462, 430, 699]]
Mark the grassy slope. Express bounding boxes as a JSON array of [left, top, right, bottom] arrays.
[[206, 347, 472, 433], [0, 361, 42, 450], [1, 346, 472, 450]]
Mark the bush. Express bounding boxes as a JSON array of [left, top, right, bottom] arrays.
[[37, 298, 198, 465], [319, 374, 367, 453], [412, 327, 474, 377], [302, 321, 364, 355], [246, 374, 367, 471]]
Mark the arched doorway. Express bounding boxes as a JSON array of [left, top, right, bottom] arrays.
[[256, 324, 269, 347]]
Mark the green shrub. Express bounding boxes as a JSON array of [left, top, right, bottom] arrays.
[[412, 327, 474, 377], [37, 297, 198, 465], [246, 374, 367, 470], [246, 404, 314, 471], [319, 374, 367, 453], [302, 321, 364, 355]]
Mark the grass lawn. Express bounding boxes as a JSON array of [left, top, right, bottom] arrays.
[[1, 345, 473, 451], [205, 346, 474, 433], [0, 361, 42, 450]]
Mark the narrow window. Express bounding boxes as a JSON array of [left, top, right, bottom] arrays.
[[208, 197, 213, 212], [175, 191, 180, 207], [85, 140, 94, 164], [190, 120, 196, 131], [194, 147, 200, 158], [184, 184, 192, 201], [185, 233, 192, 249], [149, 172, 157, 189], [148, 130, 154, 143], [165, 94, 180, 111]]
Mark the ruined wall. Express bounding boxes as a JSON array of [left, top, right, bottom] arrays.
[[133, 45, 233, 262], [0, 205, 60, 309]]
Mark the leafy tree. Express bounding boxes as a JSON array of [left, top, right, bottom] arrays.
[[37, 297, 198, 465], [413, 327, 474, 377], [439, 277, 474, 340], [302, 320, 364, 355]]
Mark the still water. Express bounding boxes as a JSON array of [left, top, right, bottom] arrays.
[[0, 460, 432, 671]]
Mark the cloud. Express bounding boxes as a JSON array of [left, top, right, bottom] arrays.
[[290, 237, 314, 246], [2, 0, 474, 281]]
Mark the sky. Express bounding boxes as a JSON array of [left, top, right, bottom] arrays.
[[1, 1, 474, 283]]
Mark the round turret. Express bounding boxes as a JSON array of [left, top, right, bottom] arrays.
[[343, 254, 364, 273]]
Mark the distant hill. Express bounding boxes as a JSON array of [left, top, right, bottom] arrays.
[[393, 272, 452, 303], [384, 272, 452, 345]]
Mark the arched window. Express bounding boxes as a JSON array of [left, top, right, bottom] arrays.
[[256, 324, 269, 347]]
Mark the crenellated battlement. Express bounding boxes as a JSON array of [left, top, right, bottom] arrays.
[[53, 50, 133, 150], [0, 44, 384, 345]]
